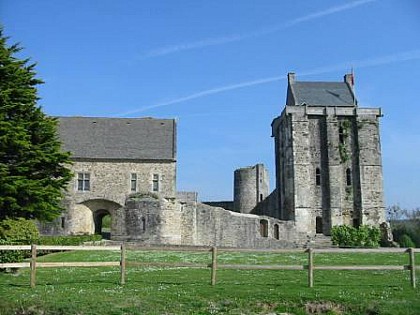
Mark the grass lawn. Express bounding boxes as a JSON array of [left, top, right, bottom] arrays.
[[0, 249, 419, 314]]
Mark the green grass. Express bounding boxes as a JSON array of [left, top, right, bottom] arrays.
[[0, 250, 419, 314]]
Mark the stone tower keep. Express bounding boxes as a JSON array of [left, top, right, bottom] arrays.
[[271, 73, 385, 235], [234, 164, 269, 214]]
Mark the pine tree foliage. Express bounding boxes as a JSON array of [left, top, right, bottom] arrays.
[[0, 29, 72, 221]]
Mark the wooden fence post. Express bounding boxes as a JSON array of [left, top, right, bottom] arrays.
[[211, 247, 217, 286], [409, 248, 416, 289], [30, 244, 37, 288], [120, 243, 126, 285], [308, 248, 314, 288]]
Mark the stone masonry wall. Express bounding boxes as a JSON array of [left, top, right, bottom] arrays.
[[182, 202, 301, 248], [114, 195, 303, 248], [233, 164, 269, 214], [272, 106, 385, 236], [54, 159, 176, 236]]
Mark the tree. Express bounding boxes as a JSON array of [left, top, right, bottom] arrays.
[[0, 28, 72, 221]]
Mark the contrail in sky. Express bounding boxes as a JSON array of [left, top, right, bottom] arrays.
[[141, 0, 375, 59], [117, 49, 420, 116]]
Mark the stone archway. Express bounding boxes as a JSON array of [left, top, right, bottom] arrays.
[[93, 209, 111, 239], [71, 199, 123, 238]]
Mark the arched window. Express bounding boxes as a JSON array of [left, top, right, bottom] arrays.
[[346, 168, 352, 186], [260, 220, 268, 237], [273, 224, 280, 240], [315, 168, 321, 186]]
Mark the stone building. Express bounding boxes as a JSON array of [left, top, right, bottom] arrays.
[[271, 73, 385, 235], [46, 116, 177, 236], [43, 72, 386, 248]]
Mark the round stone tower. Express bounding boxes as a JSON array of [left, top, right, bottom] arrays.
[[233, 164, 269, 214]]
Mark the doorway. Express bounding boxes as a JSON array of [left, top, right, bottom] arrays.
[[316, 216, 323, 234], [93, 209, 112, 239]]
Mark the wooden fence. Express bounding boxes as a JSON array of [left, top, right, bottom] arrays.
[[0, 245, 418, 288]]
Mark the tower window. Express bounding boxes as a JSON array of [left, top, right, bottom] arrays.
[[315, 168, 321, 186], [260, 194, 263, 201], [77, 172, 90, 191], [152, 174, 159, 192], [339, 126, 345, 144], [346, 168, 352, 186], [130, 173, 137, 192]]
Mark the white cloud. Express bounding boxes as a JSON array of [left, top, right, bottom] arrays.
[[117, 49, 420, 116], [140, 0, 375, 59]]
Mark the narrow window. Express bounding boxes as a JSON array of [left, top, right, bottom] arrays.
[[260, 194, 263, 202], [141, 217, 146, 232], [260, 220, 268, 237], [315, 168, 321, 186], [61, 217, 65, 229], [346, 168, 352, 186], [152, 174, 159, 192], [274, 224, 280, 240], [339, 126, 345, 144], [77, 172, 90, 191], [130, 173, 137, 192]]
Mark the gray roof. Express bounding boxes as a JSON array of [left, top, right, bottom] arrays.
[[57, 117, 176, 161], [288, 81, 356, 107]]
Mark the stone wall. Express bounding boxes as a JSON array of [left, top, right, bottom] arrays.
[[203, 201, 234, 211], [112, 195, 303, 248], [68, 159, 176, 205], [43, 159, 177, 236], [272, 106, 385, 235]]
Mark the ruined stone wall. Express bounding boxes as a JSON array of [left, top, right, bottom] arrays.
[[203, 201, 235, 211], [113, 196, 302, 248], [251, 189, 278, 218], [181, 202, 301, 248]]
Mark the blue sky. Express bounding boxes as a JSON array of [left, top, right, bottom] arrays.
[[2, 0, 420, 209]]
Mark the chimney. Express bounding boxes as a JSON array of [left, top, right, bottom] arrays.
[[344, 73, 354, 88], [288, 72, 296, 84]]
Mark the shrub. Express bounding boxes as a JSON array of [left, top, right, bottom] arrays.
[[398, 234, 416, 248], [0, 218, 40, 242], [331, 225, 380, 247], [392, 223, 420, 248], [0, 218, 40, 266]]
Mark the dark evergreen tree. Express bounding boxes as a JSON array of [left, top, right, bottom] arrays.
[[0, 28, 72, 221]]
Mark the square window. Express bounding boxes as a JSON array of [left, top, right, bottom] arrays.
[[77, 172, 90, 191]]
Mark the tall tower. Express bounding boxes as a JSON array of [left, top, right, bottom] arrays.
[[271, 73, 385, 235], [233, 164, 269, 214]]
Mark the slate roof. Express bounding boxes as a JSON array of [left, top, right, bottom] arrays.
[[288, 81, 356, 107], [57, 117, 176, 161]]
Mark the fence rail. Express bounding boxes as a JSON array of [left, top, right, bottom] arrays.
[[0, 245, 418, 288]]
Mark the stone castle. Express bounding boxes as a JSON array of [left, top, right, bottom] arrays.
[[41, 73, 386, 248]]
